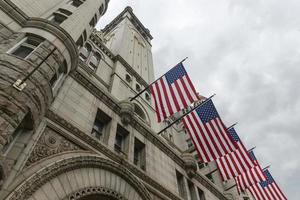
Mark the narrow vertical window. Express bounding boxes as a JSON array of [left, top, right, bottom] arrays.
[[198, 188, 206, 200], [188, 181, 197, 200], [133, 138, 146, 170], [176, 170, 187, 199], [114, 125, 129, 155], [91, 109, 111, 140], [89, 52, 101, 71]]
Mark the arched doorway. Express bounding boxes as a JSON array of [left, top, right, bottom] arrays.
[[4, 153, 151, 200]]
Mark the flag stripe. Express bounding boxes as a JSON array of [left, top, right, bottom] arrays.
[[150, 63, 198, 122]]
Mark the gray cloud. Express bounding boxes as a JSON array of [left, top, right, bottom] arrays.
[[97, 1, 300, 199]]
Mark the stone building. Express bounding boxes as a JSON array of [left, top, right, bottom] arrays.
[[0, 1, 254, 199]]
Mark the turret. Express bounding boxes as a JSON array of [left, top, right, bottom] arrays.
[[0, 0, 109, 150]]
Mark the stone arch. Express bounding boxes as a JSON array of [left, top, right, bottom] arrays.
[[133, 103, 150, 125], [4, 153, 151, 200]]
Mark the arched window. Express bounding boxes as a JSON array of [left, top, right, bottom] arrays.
[[79, 43, 92, 61], [89, 52, 101, 70], [134, 104, 146, 121], [136, 84, 141, 92], [125, 74, 132, 83], [145, 92, 150, 101]]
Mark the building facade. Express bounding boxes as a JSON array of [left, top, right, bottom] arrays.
[[0, 1, 254, 200]]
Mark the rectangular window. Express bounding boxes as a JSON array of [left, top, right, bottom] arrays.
[[133, 138, 146, 170], [187, 138, 193, 148], [188, 181, 197, 200], [10, 37, 43, 59], [114, 125, 129, 154], [198, 188, 206, 200], [176, 170, 187, 199], [49, 13, 68, 25], [92, 109, 111, 140], [71, 0, 83, 7]]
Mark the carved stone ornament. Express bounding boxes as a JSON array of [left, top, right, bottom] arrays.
[[66, 187, 127, 200], [119, 100, 134, 125], [6, 154, 152, 200], [182, 153, 197, 178], [25, 127, 82, 167]]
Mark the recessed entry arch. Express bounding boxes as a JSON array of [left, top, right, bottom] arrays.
[[4, 153, 151, 200]]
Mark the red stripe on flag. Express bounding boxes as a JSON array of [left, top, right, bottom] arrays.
[[160, 78, 174, 116], [179, 78, 194, 103], [150, 85, 161, 122], [154, 81, 167, 121], [174, 81, 188, 108]]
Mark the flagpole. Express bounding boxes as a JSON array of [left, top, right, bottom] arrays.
[[130, 57, 188, 102], [263, 165, 271, 171], [227, 122, 238, 130], [157, 94, 216, 135], [248, 147, 256, 152]]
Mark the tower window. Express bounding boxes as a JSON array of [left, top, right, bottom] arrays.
[[10, 36, 44, 59], [79, 43, 92, 61], [145, 92, 151, 101], [49, 12, 68, 25], [125, 74, 132, 83], [71, 0, 84, 7], [89, 52, 101, 71], [133, 138, 146, 170], [91, 109, 111, 140], [114, 125, 129, 154], [58, 8, 72, 16], [136, 84, 141, 92]]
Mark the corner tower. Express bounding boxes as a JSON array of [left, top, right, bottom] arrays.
[[0, 0, 109, 164], [103, 6, 154, 83]]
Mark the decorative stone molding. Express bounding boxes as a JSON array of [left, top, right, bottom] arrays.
[[6, 155, 152, 200], [65, 187, 127, 200], [25, 127, 82, 168], [119, 100, 134, 125], [181, 153, 197, 178]]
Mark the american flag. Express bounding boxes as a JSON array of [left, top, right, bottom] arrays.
[[216, 127, 254, 181], [248, 170, 287, 200], [150, 63, 198, 122], [182, 99, 237, 162], [235, 150, 266, 193]]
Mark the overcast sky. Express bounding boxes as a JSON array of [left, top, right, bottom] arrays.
[[97, 1, 300, 199]]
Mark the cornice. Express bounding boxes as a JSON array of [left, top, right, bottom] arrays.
[[90, 33, 114, 60], [102, 6, 153, 41], [113, 54, 149, 89], [0, 0, 28, 25]]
